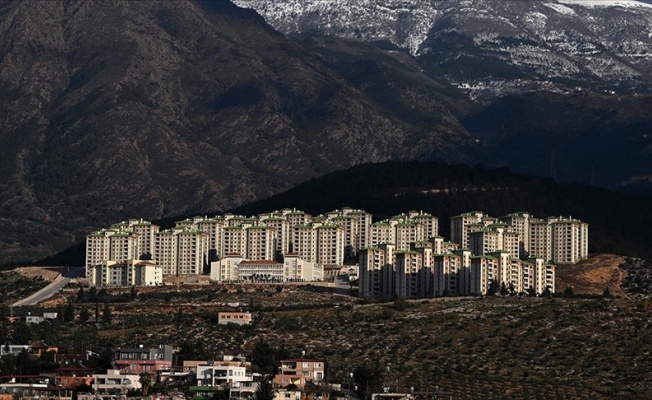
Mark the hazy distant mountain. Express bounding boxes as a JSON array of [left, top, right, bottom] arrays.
[[233, 0, 652, 100], [0, 0, 473, 264]]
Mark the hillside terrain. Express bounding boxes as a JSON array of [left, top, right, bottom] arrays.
[[0, 0, 473, 265], [1, 0, 651, 266], [234, 0, 652, 193], [234, 0, 652, 99], [2, 256, 652, 399]]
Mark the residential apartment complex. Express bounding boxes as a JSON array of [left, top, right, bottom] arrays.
[[87, 207, 428, 285], [452, 212, 588, 264], [359, 211, 587, 300], [359, 244, 556, 300], [86, 208, 585, 295]]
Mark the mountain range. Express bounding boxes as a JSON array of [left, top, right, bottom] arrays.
[[0, 0, 650, 264], [233, 0, 652, 100]]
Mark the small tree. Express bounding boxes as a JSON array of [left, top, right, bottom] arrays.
[[63, 302, 75, 322], [79, 307, 90, 322], [487, 279, 499, 296], [102, 302, 112, 324], [76, 286, 86, 303], [603, 286, 612, 298], [563, 286, 575, 297], [88, 287, 98, 303], [254, 377, 276, 400], [130, 286, 138, 301], [139, 373, 151, 396], [499, 282, 509, 297]]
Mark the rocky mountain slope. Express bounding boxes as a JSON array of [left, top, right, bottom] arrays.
[[0, 0, 475, 264], [233, 0, 652, 100], [2, 0, 651, 265]]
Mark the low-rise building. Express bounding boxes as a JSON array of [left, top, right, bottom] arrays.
[[196, 364, 250, 387], [114, 345, 173, 374], [87, 260, 162, 287], [218, 312, 252, 326], [92, 369, 141, 394], [210, 257, 323, 283], [273, 359, 325, 388]]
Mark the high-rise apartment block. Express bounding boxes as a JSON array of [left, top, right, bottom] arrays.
[[359, 243, 555, 300], [87, 209, 582, 295], [452, 211, 588, 264]]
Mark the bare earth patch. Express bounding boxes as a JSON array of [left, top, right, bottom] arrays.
[[555, 254, 629, 298], [13, 266, 64, 281]]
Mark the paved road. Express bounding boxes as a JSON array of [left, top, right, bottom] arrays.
[[12, 267, 84, 307]]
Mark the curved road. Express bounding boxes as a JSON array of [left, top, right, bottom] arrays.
[[12, 267, 84, 307]]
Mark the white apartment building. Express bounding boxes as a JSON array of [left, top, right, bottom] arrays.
[[86, 230, 112, 277], [469, 225, 519, 259], [153, 229, 208, 276], [88, 260, 163, 287], [155, 230, 178, 275], [109, 232, 140, 264], [452, 212, 588, 264], [434, 250, 472, 296], [130, 219, 159, 259], [291, 224, 316, 262], [409, 210, 439, 239], [450, 211, 486, 249], [316, 224, 344, 265], [394, 251, 423, 298], [394, 220, 424, 251], [86, 229, 141, 278], [196, 216, 225, 261], [196, 364, 251, 387], [332, 214, 360, 259], [370, 221, 393, 247], [211, 254, 243, 282], [92, 370, 141, 394], [224, 226, 246, 257], [283, 253, 323, 281], [176, 229, 208, 275], [500, 212, 530, 257], [245, 226, 276, 261], [329, 208, 372, 258], [358, 246, 555, 300], [549, 216, 589, 264], [529, 219, 552, 261], [285, 209, 312, 227], [358, 244, 395, 301], [262, 217, 289, 260], [469, 251, 554, 296]]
